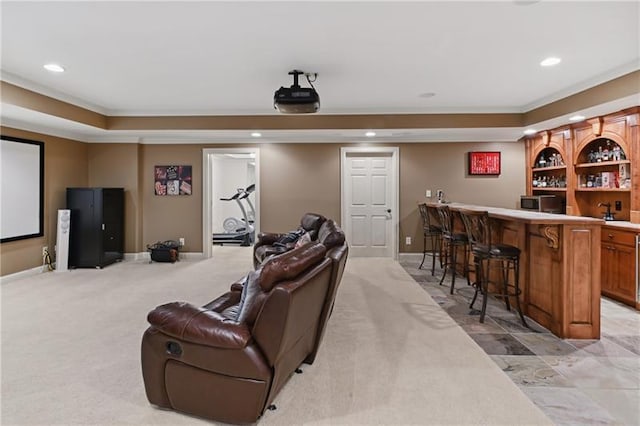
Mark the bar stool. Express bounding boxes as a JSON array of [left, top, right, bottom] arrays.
[[436, 204, 470, 294], [458, 209, 528, 327], [418, 203, 442, 275]]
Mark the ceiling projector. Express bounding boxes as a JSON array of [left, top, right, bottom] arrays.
[[274, 70, 320, 114]]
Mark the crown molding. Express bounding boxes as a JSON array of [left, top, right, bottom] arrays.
[[522, 61, 640, 112], [0, 71, 108, 115]]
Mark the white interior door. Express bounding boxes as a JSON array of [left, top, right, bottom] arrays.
[[341, 148, 398, 258]]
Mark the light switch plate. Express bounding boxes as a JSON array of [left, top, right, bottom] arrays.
[[426, 190, 432, 197]]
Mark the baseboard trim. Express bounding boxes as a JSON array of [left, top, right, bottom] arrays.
[[0, 265, 49, 284], [2, 251, 206, 282], [398, 252, 423, 262]]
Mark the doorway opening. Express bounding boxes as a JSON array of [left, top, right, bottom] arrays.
[[340, 146, 399, 259], [202, 148, 260, 258]]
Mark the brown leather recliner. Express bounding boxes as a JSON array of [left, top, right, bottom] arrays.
[[141, 242, 333, 424], [253, 212, 326, 268], [226, 218, 348, 366]]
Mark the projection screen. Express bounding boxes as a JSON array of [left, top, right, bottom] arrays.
[[1, 136, 45, 243]]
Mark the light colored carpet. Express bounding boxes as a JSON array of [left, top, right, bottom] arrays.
[[1, 247, 551, 425]]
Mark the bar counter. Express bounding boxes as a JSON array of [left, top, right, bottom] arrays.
[[428, 202, 604, 339]]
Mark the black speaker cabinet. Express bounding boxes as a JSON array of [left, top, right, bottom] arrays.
[[67, 188, 124, 268]]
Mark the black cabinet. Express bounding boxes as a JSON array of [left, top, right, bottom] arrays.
[[67, 188, 124, 268]]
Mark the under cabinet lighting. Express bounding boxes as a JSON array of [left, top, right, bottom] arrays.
[[569, 115, 585, 122], [540, 57, 561, 67], [365, 131, 376, 137], [523, 129, 537, 135], [251, 132, 262, 138], [44, 63, 65, 73]]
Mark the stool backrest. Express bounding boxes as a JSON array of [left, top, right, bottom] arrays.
[[418, 203, 441, 231], [458, 209, 491, 249], [418, 203, 430, 231], [426, 205, 441, 230], [435, 205, 454, 237]]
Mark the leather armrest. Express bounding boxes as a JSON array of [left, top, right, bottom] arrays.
[[202, 290, 242, 312], [256, 232, 284, 247], [230, 282, 244, 292], [148, 302, 250, 349]]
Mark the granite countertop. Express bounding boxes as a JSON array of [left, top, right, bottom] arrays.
[[427, 202, 605, 225], [602, 221, 640, 232]]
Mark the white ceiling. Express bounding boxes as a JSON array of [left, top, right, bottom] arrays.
[[1, 0, 639, 143]]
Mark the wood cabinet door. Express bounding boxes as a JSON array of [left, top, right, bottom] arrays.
[[613, 243, 636, 302], [600, 245, 616, 294]]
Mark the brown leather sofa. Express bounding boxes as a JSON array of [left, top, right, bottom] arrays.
[[253, 212, 326, 268], [141, 236, 348, 424], [251, 216, 348, 364]]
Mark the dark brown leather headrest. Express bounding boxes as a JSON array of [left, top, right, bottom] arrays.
[[300, 213, 326, 233], [318, 219, 346, 249], [259, 242, 327, 291], [236, 242, 327, 326]]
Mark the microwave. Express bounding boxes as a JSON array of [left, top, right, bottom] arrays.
[[520, 195, 562, 213]]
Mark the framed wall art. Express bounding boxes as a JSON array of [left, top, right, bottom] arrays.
[[154, 165, 192, 195], [468, 151, 501, 175]]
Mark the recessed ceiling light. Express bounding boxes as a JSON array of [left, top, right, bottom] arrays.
[[43, 63, 65, 73], [251, 132, 262, 138], [540, 57, 561, 67], [418, 92, 436, 98], [365, 131, 376, 137], [569, 115, 585, 122], [523, 129, 537, 135]]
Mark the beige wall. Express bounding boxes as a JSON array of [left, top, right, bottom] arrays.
[[399, 142, 525, 252], [140, 144, 203, 252], [0, 127, 88, 276], [137, 143, 341, 252], [87, 143, 141, 253], [138, 141, 524, 254], [260, 144, 342, 231], [1, 133, 525, 276]]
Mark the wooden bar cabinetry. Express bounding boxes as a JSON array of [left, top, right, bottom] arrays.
[[525, 107, 638, 223], [601, 225, 639, 309], [525, 128, 571, 213], [524, 107, 639, 309], [431, 202, 602, 339]]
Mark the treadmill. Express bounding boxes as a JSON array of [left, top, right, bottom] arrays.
[[212, 189, 252, 246]]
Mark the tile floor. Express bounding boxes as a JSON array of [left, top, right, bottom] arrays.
[[400, 256, 640, 426]]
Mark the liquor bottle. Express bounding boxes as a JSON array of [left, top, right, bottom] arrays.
[[538, 155, 546, 168]]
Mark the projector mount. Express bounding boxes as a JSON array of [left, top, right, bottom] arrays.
[[288, 69, 317, 89], [274, 69, 320, 114]]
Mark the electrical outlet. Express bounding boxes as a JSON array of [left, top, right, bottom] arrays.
[[42, 246, 48, 257], [405, 236, 411, 245], [426, 189, 432, 198], [615, 200, 622, 211], [179, 237, 185, 246]]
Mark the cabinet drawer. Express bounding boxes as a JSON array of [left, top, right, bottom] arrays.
[[601, 228, 636, 247]]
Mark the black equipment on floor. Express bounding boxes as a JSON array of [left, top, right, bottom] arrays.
[[147, 240, 180, 263]]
